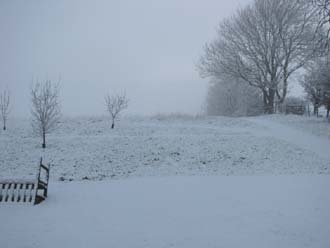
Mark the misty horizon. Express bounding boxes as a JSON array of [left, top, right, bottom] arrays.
[[0, 0, 252, 117], [1, 1, 330, 247]]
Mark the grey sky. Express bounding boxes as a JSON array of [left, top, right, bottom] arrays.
[[0, 0, 251, 117]]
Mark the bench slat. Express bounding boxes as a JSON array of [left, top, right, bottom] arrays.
[[40, 164, 49, 172], [1, 158, 50, 205], [0, 180, 36, 185], [0, 184, 3, 202]]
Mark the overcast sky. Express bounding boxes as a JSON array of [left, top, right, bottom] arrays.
[[0, 0, 251, 117]]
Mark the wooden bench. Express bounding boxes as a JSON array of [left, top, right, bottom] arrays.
[[0, 158, 50, 205]]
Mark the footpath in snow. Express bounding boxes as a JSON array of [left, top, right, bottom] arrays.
[[246, 116, 330, 160]]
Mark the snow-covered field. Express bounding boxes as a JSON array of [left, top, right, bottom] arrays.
[[1, 176, 330, 248], [0, 115, 329, 181], [1, 115, 330, 248]]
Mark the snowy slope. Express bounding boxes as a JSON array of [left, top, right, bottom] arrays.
[[0, 115, 329, 181], [246, 116, 330, 160], [0, 176, 329, 248], [1, 115, 330, 248]]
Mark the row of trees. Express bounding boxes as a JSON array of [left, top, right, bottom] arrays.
[[0, 82, 128, 148], [199, 0, 329, 115]]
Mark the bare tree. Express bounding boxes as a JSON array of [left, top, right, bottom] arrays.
[[301, 67, 322, 116], [314, 58, 330, 119], [31, 80, 61, 148], [198, 0, 320, 114], [301, 57, 330, 117], [0, 88, 10, 130], [105, 93, 129, 129]]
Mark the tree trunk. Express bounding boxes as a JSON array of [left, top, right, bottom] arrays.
[[307, 104, 310, 116], [42, 131, 46, 149], [262, 90, 268, 114], [269, 89, 275, 114], [263, 89, 275, 114], [111, 121, 115, 129], [313, 105, 317, 116], [278, 76, 288, 104]]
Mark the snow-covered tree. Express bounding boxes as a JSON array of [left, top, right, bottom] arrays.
[[105, 92, 129, 129], [301, 68, 322, 116], [301, 57, 330, 117], [0, 88, 10, 131], [31, 80, 61, 148], [198, 0, 320, 114]]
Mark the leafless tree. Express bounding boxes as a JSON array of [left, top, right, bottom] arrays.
[[31, 80, 61, 148], [198, 0, 320, 114], [301, 67, 322, 116], [0, 88, 10, 130], [105, 93, 129, 129], [301, 57, 330, 117]]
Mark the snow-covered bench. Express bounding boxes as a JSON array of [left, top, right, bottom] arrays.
[[0, 158, 50, 205]]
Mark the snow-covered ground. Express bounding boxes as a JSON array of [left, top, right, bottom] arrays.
[[0, 115, 329, 181], [1, 115, 330, 248], [0, 176, 329, 248]]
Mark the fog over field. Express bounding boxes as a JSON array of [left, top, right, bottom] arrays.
[[1, 1, 330, 247], [0, 0, 250, 117]]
